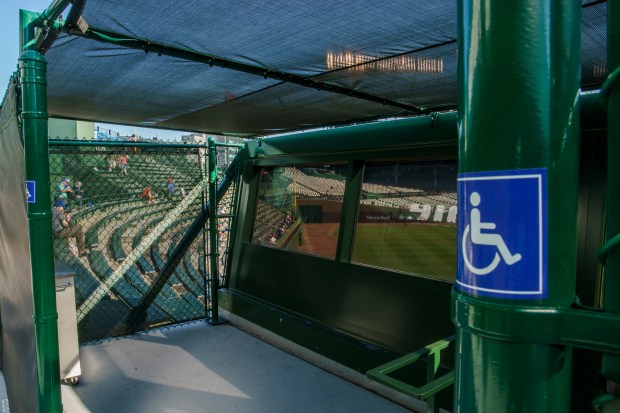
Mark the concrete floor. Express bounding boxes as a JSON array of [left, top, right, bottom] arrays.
[[0, 374, 8, 413], [53, 321, 414, 413]]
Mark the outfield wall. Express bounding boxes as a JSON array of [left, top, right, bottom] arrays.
[[297, 199, 343, 223]]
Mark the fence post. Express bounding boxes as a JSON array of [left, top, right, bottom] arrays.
[[454, 0, 580, 411], [207, 137, 221, 324], [200, 145, 209, 318], [19, 50, 63, 413]]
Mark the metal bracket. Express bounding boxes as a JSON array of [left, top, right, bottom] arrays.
[[599, 232, 620, 264], [430, 112, 439, 127], [600, 66, 620, 110], [452, 289, 620, 355], [207, 317, 228, 326]]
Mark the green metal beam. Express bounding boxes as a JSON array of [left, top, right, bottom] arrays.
[[19, 50, 62, 413], [245, 94, 604, 160], [335, 161, 364, 263], [20, 1, 71, 53], [48, 139, 208, 149], [222, 150, 244, 288], [246, 112, 459, 159], [213, 142, 244, 148], [33, 0, 71, 51], [207, 137, 222, 324], [601, 0, 620, 394], [227, 160, 259, 289], [454, 1, 581, 412], [38, 0, 71, 25]]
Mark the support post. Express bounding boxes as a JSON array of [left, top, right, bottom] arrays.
[[19, 51, 63, 413], [601, 0, 620, 396], [19, 9, 38, 52], [199, 146, 209, 318], [336, 161, 363, 262], [454, 1, 580, 411], [207, 137, 221, 324]]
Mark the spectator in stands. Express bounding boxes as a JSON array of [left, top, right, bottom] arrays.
[[73, 180, 84, 207], [166, 178, 175, 197], [52, 199, 87, 256], [107, 154, 117, 171], [220, 226, 228, 239], [56, 178, 72, 201], [179, 187, 186, 199], [119, 155, 128, 176], [217, 223, 227, 241], [141, 185, 156, 203]]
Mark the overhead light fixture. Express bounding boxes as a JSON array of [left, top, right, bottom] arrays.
[[593, 63, 607, 78], [326, 51, 443, 74]]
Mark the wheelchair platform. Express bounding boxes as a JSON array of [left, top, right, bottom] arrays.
[[55, 321, 412, 413]]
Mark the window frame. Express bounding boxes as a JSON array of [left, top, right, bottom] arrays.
[[239, 148, 458, 282]]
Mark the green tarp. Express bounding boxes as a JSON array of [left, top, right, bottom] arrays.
[[0, 80, 39, 413]]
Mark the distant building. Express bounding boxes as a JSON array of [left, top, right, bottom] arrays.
[[182, 133, 245, 145], [48, 119, 94, 140], [181, 134, 206, 143]]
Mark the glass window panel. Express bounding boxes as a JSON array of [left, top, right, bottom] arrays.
[[251, 163, 347, 259], [351, 160, 457, 281]]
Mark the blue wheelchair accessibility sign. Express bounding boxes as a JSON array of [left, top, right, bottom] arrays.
[[26, 180, 36, 204], [456, 168, 547, 299]]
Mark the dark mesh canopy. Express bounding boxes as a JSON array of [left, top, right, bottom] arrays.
[[43, 0, 608, 136]]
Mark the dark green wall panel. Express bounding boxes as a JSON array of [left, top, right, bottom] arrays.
[[234, 243, 453, 355], [331, 263, 453, 354], [236, 244, 337, 322]]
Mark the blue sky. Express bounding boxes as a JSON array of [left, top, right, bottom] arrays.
[[1, 1, 190, 140]]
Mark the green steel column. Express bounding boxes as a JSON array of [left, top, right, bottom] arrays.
[[19, 9, 38, 52], [602, 0, 620, 391], [335, 161, 363, 262], [19, 51, 62, 413], [207, 137, 221, 323], [454, 1, 580, 412], [199, 146, 209, 318]]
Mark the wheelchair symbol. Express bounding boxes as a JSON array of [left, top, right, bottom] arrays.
[[26, 181, 35, 203], [462, 192, 522, 275]]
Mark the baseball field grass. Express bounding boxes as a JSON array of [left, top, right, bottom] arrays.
[[351, 223, 456, 281]]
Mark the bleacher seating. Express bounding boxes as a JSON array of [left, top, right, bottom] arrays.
[[252, 200, 289, 242], [167, 227, 206, 296], [149, 219, 205, 319], [49, 147, 232, 339], [86, 250, 169, 325], [281, 168, 345, 198], [110, 205, 176, 261]]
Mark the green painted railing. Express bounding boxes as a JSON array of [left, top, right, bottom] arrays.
[[367, 336, 455, 413]]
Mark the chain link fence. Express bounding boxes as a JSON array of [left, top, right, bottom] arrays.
[[49, 139, 241, 343]]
